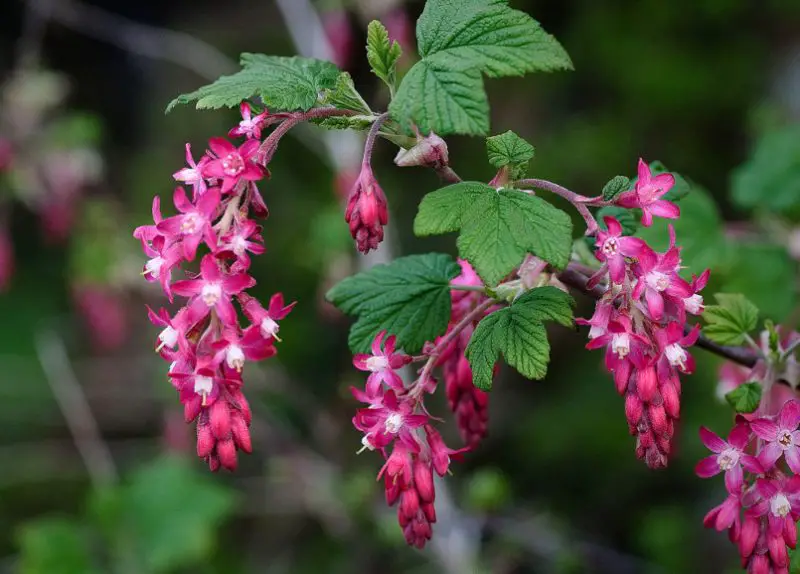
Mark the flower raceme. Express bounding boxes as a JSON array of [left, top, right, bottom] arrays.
[[580, 212, 709, 469], [134, 103, 296, 472]]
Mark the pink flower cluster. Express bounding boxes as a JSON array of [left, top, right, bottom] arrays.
[[351, 331, 467, 548], [436, 259, 492, 448], [698, 401, 800, 574], [134, 102, 294, 471], [580, 169, 708, 467]]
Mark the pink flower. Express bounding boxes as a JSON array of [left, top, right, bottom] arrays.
[[353, 330, 411, 396], [228, 102, 269, 140], [345, 164, 388, 254], [683, 269, 709, 316], [632, 244, 692, 321], [704, 491, 743, 533], [696, 424, 761, 492], [576, 300, 613, 340], [211, 326, 276, 373], [172, 143, 209, 199], [593, 216, 650, 283], [202, 137, 265, 194], [352, 388, 427, 451], [171, 254, 255, 326], [747, 477, 800, 537], [617, 158, 680, 227], [655, 322, 699, 374], [241, 292, 295, 341], [750, 400, 800, 472], [586, 315, 649, 394], [157, 187, 220, 261], [146, 306, 190, 358], [216, 219, 265, 268]]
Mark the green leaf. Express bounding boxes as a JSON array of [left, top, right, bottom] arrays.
[[325, 253, 461, 354], [731, 125, 800, 213], [17, 517, 96, 574], [601, 175, 631, 202], [366, 20, 402, 92], [636, 185, 727, 274], [724, 243, 796, 320], [415, 182, 572, 285], [96, 455, 236, 573], [703, 293, 760, 346], [466, 286, 574, 390], [166, 53, 339, 113], [319, 72, 372, 114], [390, 0, 572, 135], [312, 114, 377, 131], [725, 382, 762, 414], [486, 130, 535, 178]]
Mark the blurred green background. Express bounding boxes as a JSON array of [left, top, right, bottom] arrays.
[[1, 0, 800, 572]]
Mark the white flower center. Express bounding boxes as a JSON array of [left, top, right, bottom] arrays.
[[665, 343, 687, 369], [611, 333, 630, 359], [226, 345, 245, 371], [158, 326, 179, 348], [145, 256, 164, 278], [232, 236, 248, 255], [717, 448, 740, 471], [588, 324, 607, 339], [646, 271, 670, 292], [222, 152, 244, 177], [778, 430, 794, 448], [168, 361, 178, 374], [181, 213, 200, 234], [384, 413, 403, 434], [260, 317, 279, 338], [684, 294, 704, 314], [361, 435, 375, 451], [194, 375, 213, 396], [602, 237, 619, 257], [771, 493, 792, 518], [365, 355, 390, 372], [201, 283, 222, 306]]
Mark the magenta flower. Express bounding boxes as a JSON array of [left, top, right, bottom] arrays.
[[353, 330, 411, 396], [750, 400, 800, 472], [576, 300, 613, 340], [747, 477, 800, 537], [617, 158, 680, 227], [133, 196, 165, 244], [170, 359, 235, 410], [211, 325, 276, 373], [345, 163, 389, 253], [655, 322, 699, 374], [632, 245, 692, 321], [157, 186, 220, 261], [425, 425, 469, 477], [171, 254, 255, 326], [696, 424, 761, 492], [352, 389, 427, 451], [242, 292, 295, 341], [593, 216, 650, 283], [704, 492, 743, 533], [146, 306, 191, 358], [202, 137, 265, 194], [216, 219, 265, 268], [586, 315, 648, 394], [172, 143, 209, 199], [228, 102, 270, 140]]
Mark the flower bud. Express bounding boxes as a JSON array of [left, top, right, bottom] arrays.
[[344, 164, 388, 253], [394, 132, 449, 169]]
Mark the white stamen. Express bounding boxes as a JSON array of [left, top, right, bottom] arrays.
[[232, 236, 248, 256], [611, 332, 630, 359], [717, 448, 740, 471], [602, 237, 619, 257], [226, 345, 245, 371], [261, 317, 280, 339], [684, 294, 704, 314], [158, 326, 179, 349], [145, 256, 164, 278], [365, 355, 390, 372], [222, 153, 244, 176], [384, 413, 403, 434], [665, 343, 688, 369], [194, 375, 213, 396], [771, 493, 792, 518], [361, 435, 375, 451], [201, 283, 222, 306], [778, 430, 794, 449], [645, 271, 670, 292], [181, 213, 200, 235]]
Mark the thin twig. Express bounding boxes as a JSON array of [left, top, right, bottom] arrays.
[[518, 178, 604, 236], [35, 330, 118, 487]]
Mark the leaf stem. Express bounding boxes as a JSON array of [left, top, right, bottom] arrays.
[[517, 178, 608, 236], [450, 284, 486, 293]]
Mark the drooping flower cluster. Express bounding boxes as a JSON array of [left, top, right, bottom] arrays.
[[351, 331, 467, 548], [436, 259, 492, 448], [698, 400, 800, 574], [134, 102, 294, 471], [580, 161, 708, 468]]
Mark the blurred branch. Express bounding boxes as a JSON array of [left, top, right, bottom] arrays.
[[26, 0, 237, 79], [15, 0, 50, 69], [35, 330, 118, 488], [558, 265, 759, 368]]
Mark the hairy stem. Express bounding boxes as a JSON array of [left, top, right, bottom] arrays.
[[361, 112, 391, 167], [257, 108, 356, 165], [517, 178, 607, 236]]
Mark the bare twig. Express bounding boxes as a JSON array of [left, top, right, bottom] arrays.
[[35, 330, 118, 487]]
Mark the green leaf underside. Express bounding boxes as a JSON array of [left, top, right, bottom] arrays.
[[486, 130, 535, 178], [325, 253, 461, 354], [312, 115, 376, 131], [601, 175, 631, 202], [166, 54, 339, 113], [320, 72, 372, 114], [703, 293, 759, 346], [366, 20, 402, 89], [414, 182, 572, 285], [390, 0, 572, 135], [725, 382, 762, 414], [466, 287, 574, 390]]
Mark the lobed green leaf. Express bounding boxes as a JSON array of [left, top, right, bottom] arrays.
[[366, 20, 402, 91], [703, 293, 760, 346], [724, 381, 762, 414], [486, 130, 535, 178]]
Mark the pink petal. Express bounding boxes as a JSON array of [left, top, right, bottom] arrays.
[[171, 279, 203, 297], [779, 400, 800, 430], [353, 354, 370, 370], [200, 254, 222, 282], [618, 236, 648, 257], [615, 191, 640, 209], [196, 187, 221, 218], [603, 216, 622, 236], [786, 447, 800, 475], [640, 207, 653, 227], [645, 289, 664, 321], [223, 272, 255, 294], [750, 419, 779, 440], [215, 297, 238, 326], [239, 139, 260, 159], [725, 464, 744, 493], [636, 158, 650, 182], [208, 137, 235, 158], [699, 426, 727, 453], [727, 423, 752, 449], [608, 255, 626, 284], [741, 454, 763, 474], [695, 455, 721, 478], [758, 443, 783, 471], [371, 331, 386, 355], [173, 186, 193, 213], [756, 478, 780, 500], [182, 233, 202, 261], [648, 199, 680, 219], [681, 324, 701, 347], [649, 173, 675, 197]]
